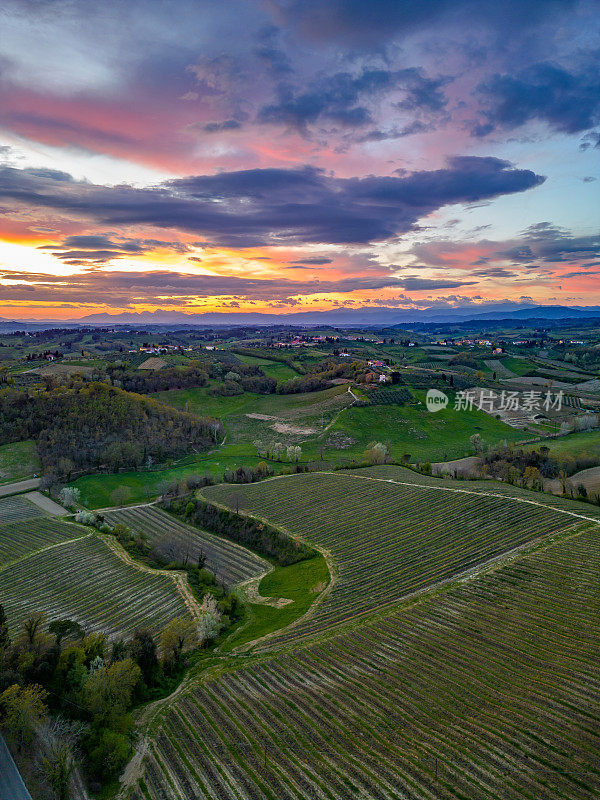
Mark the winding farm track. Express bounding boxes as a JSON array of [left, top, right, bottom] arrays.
[[120, 467, 600, 800], [0, 477, 40, 497], [98, 533, 204, 624]]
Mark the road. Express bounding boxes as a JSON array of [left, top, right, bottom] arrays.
[[0, 478, 40, 498], [0, 735, 32, 800]]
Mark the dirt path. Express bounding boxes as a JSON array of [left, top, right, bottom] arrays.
[[93, 500, 158, 514], [237, 570, 293, 608], [98, 534, 204, 624], [23, 491, 67, 516], [0, 478, 40, 498]]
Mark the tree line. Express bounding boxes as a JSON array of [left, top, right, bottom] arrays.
[[165, 496, 316, 566]]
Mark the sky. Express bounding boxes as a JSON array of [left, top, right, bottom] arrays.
[[0, 0, 598, 320]]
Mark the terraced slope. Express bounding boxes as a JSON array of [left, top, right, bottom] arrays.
[[0, 517, 85, 566], [0, 494, 45, 523], [204, 471, 580, 644], [352, 464, 600, 519], [0, 518, 193, 637], [130, 525, 600, 800], [104, 506, 269, 586]]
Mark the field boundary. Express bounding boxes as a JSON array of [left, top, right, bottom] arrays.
[[97, 533, 203, 624], [250, 468, 600, 527]]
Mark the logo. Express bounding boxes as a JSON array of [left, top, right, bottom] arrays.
[[426, 388, 448, 412]]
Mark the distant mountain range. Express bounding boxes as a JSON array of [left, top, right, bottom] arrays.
[[3, 304, 600, 331]]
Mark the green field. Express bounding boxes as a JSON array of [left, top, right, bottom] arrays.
[[500, 355, 537, 375], [0, 440, 40, 483], [72, 451, 267, 508], [152, 382, 351, 422], [222, 554, 330, 652], [234, 354, 298, 382], [130, 478, 600, 800], [327, 391, 525, 462], [523, 428, 600, 458]]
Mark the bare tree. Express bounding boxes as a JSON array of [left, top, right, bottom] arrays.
[[37, 718, 85, 800], [229, 492, 247, 514]]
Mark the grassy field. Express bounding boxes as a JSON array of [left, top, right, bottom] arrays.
[[523, 428, 600, 458], [0, 517, 193, 637], [222, 554, 330, 652], [500, 355, 537, 375], [130, 512, 600, 800], [152, 382, 351, 423], [204, 468, 580, 644], [71, 450, 267, 508], [104, 506, 269, 586], [234, 354, 298, 382], [327, 391, 525, 462], [0, 440, 40, 483]]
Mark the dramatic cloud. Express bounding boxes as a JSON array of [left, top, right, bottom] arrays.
[[0, 158, 544, 247], [0, 268, 474, 305], [38, 234, 190, 265], [0, 0, 597, 317], [409, 224, 600, 278], [258, 67, 449, 133], [474, 62, 600, 137]]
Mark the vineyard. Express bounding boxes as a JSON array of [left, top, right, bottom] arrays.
[[0, 494, 45, 523], [130, 524, 600, 800], [357, 387, 412, 405], [352, 464, 600, 518], [0, 516, 193, 637], [104, 506, 269, 586], [204, 471, 581, 645], [0, 517, 85, 566]]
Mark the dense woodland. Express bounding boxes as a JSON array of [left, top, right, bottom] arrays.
[[107, 358, 278, 396], [109, 362, 210, 393], [0, 605, 201, 795], [0, 382, 223, 480], [277, 359, 366, 394]]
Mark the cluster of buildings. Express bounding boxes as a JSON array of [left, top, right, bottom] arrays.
[[128, 344, 194, 355]]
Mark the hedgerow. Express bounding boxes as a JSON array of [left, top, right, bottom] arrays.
[[163, 496, 316, 566]]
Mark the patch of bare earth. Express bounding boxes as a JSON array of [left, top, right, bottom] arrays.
[[270, 422, 317, 435], [432, 456, 482, 478]]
